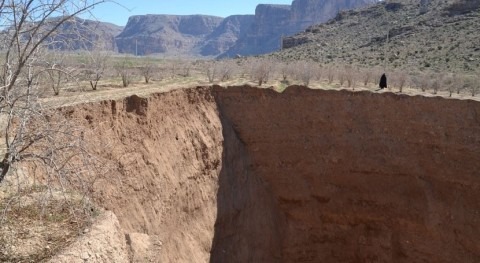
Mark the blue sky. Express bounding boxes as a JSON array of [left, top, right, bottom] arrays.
[[82, 0, 293, 26]]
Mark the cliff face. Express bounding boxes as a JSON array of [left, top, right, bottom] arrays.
[[113, 0, 375, 57], [255, 5, 293, 35], [115, 15, 223, 56], [64, 86, 480, 262], [290, 0, 373, 29], [201, 15, 255, 56], [65, 89, 224, 262], [220, 0, 376, 58], [218, 5, 292, 57], [210, 86, 480, 262]]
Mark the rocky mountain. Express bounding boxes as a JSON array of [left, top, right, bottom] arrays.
[[113, 0, 375, 57], [47, 17, 123, 51], [218, 5, 292, 58], [114, 14, 256, 57], [200, 15, 255, 56], [219, 0, 376, 58], [273, 0, 480, 73], [115, 15, 223, 57], [45, 0, 377, 57]]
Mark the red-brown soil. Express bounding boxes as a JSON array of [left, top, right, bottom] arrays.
[[61, 85, 480, 262], [63, 89, 223, 262], [211, 86, 480, 263]]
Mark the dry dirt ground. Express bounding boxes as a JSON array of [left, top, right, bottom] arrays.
[[1, 73, 480, 262]]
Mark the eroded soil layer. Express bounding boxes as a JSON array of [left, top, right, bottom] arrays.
[[64, 89, 224, 262], [66, 86, 480, 262], [211, 86, 480, 263]]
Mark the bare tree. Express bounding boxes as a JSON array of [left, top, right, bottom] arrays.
[[314, 63, 323, 82], [0, 0, 110, 185], [115, 57, 132, 87], [217, 61, 235, 82], [454, 73, 465, 94], [46, 65, 69, 95], [474, 78, 480, 97], [362, 68, 373, 86], [251, 58, 274, 86], [84, 49, 110, 90], [205, 62, 216, 83], [430, 73, 442, 95], [296, 61, 315, 86], [410, 75, 422, 91], [280, 62, 290, 83], [139, 60, 156, 84], [465, 75, 479, 97], [443, 73, 455, 97], [344, 65, 358, 90], [179, 61, 191, 78], [338, 67, 347, 86], [391, 71, 408, 93], [415, 73, 431, 92], [326, 66, 335, 84]]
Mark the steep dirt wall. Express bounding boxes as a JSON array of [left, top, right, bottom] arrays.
[[63, 88, 224, 262], [210, 111, 286, 262], [61, 86, 480, 262], [211, 86, 480, 263]]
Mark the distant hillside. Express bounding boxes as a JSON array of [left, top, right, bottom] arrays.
[[48, 17, 122, 51], [219, 0, 376, 58], [115, 15, 224, 57], [274, 0, 480, 73], [112, 0, 375, 58], [42, 0, 379, 57]]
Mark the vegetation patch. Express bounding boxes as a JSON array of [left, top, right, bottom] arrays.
[[0, 189, 96, 262]]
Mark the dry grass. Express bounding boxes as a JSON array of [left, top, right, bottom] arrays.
[[0, 187, 96, 263]]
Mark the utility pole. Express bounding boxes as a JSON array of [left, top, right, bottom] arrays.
[[382, 0, 390, 72], [280, 34, 284, 50], [135, 39, 138, 56]]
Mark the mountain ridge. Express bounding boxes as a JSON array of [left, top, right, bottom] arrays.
[[115, 14, 224, 56], [50, 0, 376, 57], [219, 0, 376, 58]]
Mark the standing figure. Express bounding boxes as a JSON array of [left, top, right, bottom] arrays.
[[379, 73, 387, 89]]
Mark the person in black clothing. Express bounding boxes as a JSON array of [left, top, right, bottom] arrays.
[[379, 73, 387, 89]]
